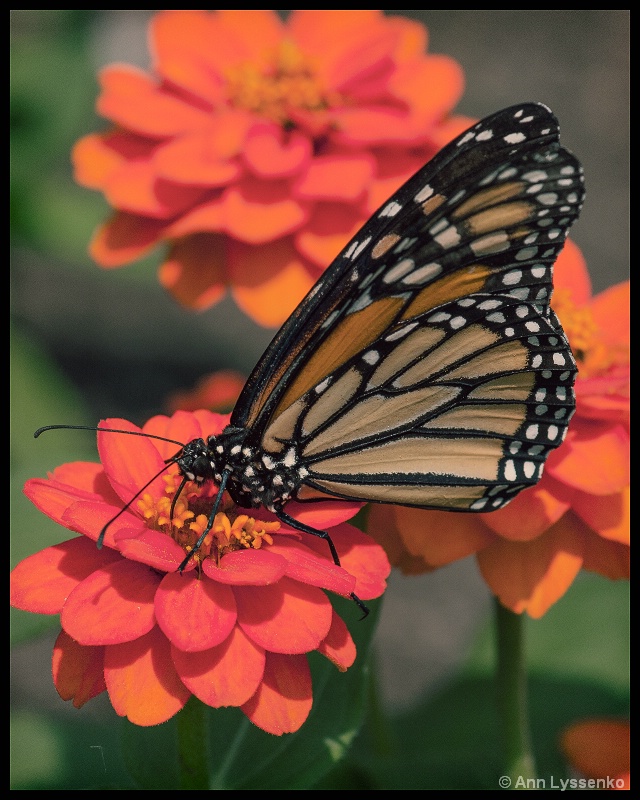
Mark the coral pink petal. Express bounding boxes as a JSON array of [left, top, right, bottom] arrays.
[[23, 476, 105, 527], [104, 626, 191, 726], [90, 212, 165, 268], [61, 500, 140, 548], [155, 571, 237, 652], [202, 549, 288, 585], [244, 127, 312, 178], [282, 499, 363, 530], [481, 477, 574, 540], [172, 625, 265, 707], [150, 10, 225, 101], [236, 577, 332, 653], [477, 514, 584, 619], [581, 531, 630, 580], [572, 486, 630, 545], [97, 66, 211, 137], [222, 179, 309, 244], [317, 610, 356, 671], [589, 281, 630, 349], [105, 161, 206, 218], [294, 204, 366, 268], [98, 418, 167, 503], [229, 238, 317, 327], [61, 559, 161, 645], [241, 651, 312, 735], [10, 537, 120, 614], [159, 233, 227, 312], [154, 131, 242, 185], [266, 538, 356, 596], [325, 523, 391, 600], [47, 461, 114, 497], [294, 154, 375, 201], [214, 10, 284, 55], [52, 629, 106, 707], [115, 528, 193, 572], [553, 239, 592, 303], [546, 423, 629, 495]]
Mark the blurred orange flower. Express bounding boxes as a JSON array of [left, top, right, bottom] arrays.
[[72, 9, 468, 326], [166, 369, 246, 413], [367, 241, 630, 617], [11, 411, 390, 734], [561, 719, 630, 790]]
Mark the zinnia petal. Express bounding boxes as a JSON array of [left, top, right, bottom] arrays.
[[10, 537, 120, 614], [477, 514, 584, 619], [561, 719, 630, 784], [154, 570, 237, 652], [104, 626, 191, 726], [172, 625, 265, 708], [546, 422, 629, 495], [235, 577, 332, 654], [52, 630, 106, 708], [581, 530, 630, 580], [74, 10, 466, 325], [572, 486, 630, 545], [480, 476, 574, 541], [90, 212, 165, 268], [240, 651, 313, 736], [317, 610, 356, 671], [229, 238, 318, 327], [61, 559, 161, 645], [97, 66, 212, 138]]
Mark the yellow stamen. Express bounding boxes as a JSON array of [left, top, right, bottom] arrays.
[[137, 479, 280, 565], [224, 40, 342, 124]]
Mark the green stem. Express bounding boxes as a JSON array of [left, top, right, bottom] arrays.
[[176, 696, 210, 790], [494, 598, 536, 786], [366, 650, 394, 758]]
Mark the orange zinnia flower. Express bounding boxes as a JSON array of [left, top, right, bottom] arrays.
[[166, 369, 246, 414], [72, 9, 468, 326], [367, 241, 629, 617], [11, 410, 390, 735], [561, 719, 630, 790]]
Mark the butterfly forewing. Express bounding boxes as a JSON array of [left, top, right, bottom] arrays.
[[228, 102, 583, 514]]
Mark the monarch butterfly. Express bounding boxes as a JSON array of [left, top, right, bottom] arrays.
[[38, 102, 583, 586]]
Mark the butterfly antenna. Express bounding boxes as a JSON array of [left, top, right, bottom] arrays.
[[97, 457, 183, 549], [34, 424, 185, 448]]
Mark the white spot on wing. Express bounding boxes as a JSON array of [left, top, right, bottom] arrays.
[[380, 201, 403, 217]]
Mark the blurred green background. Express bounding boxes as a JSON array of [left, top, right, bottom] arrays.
[[11, 11, 629, 789]]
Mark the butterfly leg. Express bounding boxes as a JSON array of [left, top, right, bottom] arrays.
[[177, 471, 230, 573], [274, 508, 369, 619]]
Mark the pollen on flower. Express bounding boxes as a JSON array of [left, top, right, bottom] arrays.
[[552, 288, 628, 378], [137, 492, 194, 531], [189, 511, 280, 560], [224, 40, 342, 124]]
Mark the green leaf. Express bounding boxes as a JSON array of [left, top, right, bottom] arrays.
[[205, 596, 382, 790], [345, 572, 629, 789]]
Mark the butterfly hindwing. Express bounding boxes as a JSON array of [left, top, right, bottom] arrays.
[[257, 291, 576, 511]]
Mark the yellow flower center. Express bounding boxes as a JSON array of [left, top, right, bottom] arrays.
[[137, 474, 280, 565], [552, 288, 628, 378], [224, 40, 342, 124]]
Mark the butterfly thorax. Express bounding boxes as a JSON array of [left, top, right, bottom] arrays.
[[176, 425, 304, 513]]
